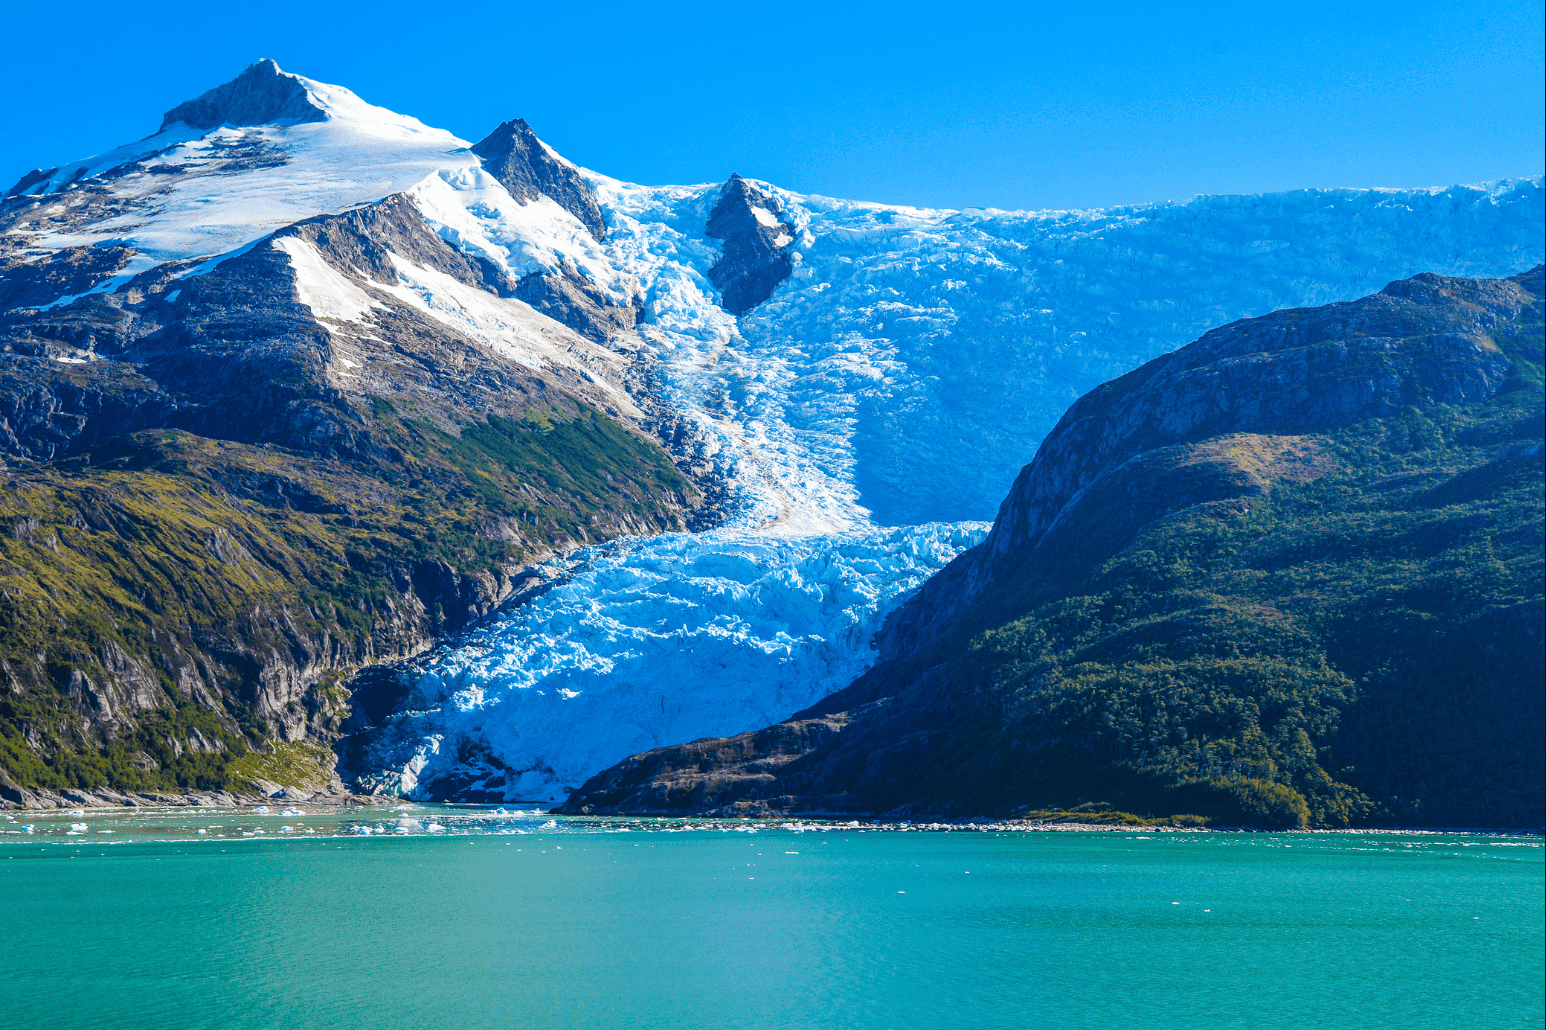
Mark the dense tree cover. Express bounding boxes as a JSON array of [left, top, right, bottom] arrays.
[[910, 318, 1544, 827], [0, 402, 695, 795]]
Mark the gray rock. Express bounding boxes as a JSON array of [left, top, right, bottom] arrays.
[[471, 118, 608, 240], [159, 58, 325, 132], [6, 167, 57, 199], [705, 174, 794, 315]]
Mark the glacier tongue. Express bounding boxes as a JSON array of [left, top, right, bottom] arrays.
[[355, 522, 985, 801]]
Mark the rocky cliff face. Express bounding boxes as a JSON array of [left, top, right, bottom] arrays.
[[160, 58, 327, 131], [705, 174, 795, 314], [561, 266, 1546, 827], [471, 118, 608, 240]]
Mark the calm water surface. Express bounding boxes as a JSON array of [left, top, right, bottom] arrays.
[[3, 806, 1541, 1029]]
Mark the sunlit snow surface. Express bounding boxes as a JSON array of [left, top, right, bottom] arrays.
[[15, 69, 1542, 800]]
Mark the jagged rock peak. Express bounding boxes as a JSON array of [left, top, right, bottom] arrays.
[[471, 119, 607, 241], [705, 173, 795, 315], [159, 59, 326, 132]]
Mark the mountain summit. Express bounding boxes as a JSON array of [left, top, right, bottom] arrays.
[[159, 58, 327, 131]]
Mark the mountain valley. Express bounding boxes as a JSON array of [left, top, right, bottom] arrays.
[[1, 59, 1541, 824]]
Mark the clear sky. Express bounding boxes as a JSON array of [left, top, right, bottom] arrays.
[[2, 0, 1541, 212]]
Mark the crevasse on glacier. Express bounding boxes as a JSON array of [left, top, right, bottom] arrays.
[[356, 525, 984, 801], [365, 168, 1541, 801]]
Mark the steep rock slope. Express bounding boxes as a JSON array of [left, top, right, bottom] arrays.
[[704, 174, 796, 314], [561, 267, 1545, 827], [471, 118, 608, 241]]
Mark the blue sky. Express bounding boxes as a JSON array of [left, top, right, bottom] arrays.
[[2, 0, 1541, 211]]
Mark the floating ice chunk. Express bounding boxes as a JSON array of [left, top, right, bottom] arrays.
[[69, 823, 88, 832], [354, 826, 371, 835], [280, 808, 303, 816], [197, 829, 207, 835], [280, 826, 294, 832], [426, 823, 446, 834], [252, 806, 269, 814]]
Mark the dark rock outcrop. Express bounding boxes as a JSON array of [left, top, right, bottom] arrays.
[[159, 58, 326, 132], [471, 119, 607, 240], [0, 244, 135, 311], [6, 167, 57, 199], [705, 174, 795, 315], [513, 269, 638, 342]]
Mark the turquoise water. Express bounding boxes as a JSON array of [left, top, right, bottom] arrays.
[[3, 806, 1541, 1030]]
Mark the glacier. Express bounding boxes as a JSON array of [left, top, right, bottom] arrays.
[[355, 523, 985, 801], [361, 171, 1543, 802], [12, 63, 1541, 802]]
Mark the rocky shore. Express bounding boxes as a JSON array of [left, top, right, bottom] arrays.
[[0, 780, 394, 810]]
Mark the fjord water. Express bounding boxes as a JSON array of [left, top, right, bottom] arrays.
[[3, 812, 1540, 1030]]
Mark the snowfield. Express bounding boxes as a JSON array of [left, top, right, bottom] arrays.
[[12, 65, 1542, 801]]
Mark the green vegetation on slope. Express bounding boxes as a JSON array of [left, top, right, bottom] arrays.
[[0, 402, 696, 796], [895, 318, 1544, 827]]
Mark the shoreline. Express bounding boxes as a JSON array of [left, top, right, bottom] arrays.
[[7, 795, 1538, 837], [0, 784, 396, 811]]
